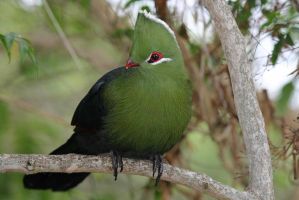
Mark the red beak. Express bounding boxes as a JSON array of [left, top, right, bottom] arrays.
[[125, 59, 140, 69]]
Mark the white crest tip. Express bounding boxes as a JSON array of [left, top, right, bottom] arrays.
[[137, 10, 177, 43]]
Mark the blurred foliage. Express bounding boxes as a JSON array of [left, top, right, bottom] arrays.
[[0, 0, 298, 200], [229, 0, 299, 65], [0, 32, 36, 64], [276, 81, 295, 116]]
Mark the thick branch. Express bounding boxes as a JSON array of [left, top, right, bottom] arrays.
[[0, 154, 255, 200], [201, 0, 274, 199]]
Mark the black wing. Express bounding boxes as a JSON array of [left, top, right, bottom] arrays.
[[71, 67, 125, 129]]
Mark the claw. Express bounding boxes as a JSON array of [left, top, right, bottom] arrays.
[[111, 151, 118, 180], [111, 151, 123, 181], [118, 154, 123, 172], [155, 157, 163, 186], [151, 154, 163, 186], [152, 155, 157, 177]]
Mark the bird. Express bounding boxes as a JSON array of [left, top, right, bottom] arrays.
[[23, 10, 192, 191]]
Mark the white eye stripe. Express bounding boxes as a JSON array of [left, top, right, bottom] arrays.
[[148, 57, 172, 65]]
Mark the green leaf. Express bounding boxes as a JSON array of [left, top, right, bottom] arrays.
[[3, 32, 18, 51], [262, 9, 279, 22], [260, 10, 281, 31], [18, 38, 29, 62], [276, 81, 294, 116], [285, 33, 294, 46], [124, 0, 141, 9], [18, 38, 37, 64], [0, 32, 18, 61], [271, 34, 284, 65], [0, 32, 36, 64], [261, 0, 267, 5]]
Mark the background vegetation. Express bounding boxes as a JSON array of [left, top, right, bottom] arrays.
[[0, 0, 298, 199]]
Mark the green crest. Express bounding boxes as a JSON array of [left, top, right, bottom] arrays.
[[130, 11, 183, 69]]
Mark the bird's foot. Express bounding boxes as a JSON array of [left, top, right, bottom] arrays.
[[151, 154, 163, 186], [111, 150, 123, 181]]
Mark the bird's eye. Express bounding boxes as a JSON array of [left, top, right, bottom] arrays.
[[147, 51, 163, 63]]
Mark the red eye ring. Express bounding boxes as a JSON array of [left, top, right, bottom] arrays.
[[148, 51, 163, 63]]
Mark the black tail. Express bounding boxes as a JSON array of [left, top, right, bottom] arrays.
[[23, 133, 90, 191]]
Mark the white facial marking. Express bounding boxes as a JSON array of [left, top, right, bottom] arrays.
[[146, 57, 172, 65]]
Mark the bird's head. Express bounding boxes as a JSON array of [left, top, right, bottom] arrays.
[[125, 10, 184, 71]]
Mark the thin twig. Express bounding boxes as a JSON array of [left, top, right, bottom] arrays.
[[42, 0, 83, 70]]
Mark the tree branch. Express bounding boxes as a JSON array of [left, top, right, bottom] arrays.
[[200, 0, 274, 199], [0, 154, 256, 200]]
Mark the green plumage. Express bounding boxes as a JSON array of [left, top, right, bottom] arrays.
[[103, 67, 191, 154], [23, 11, 192, 191], [102, 12, 191, 154]]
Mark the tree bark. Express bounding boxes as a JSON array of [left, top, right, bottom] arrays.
[[0, 154, 256, 200], [200, 0, 274, 199], [154, 0, 169, 24]]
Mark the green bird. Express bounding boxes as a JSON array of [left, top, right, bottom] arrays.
[[23, 10, 192, 191]]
